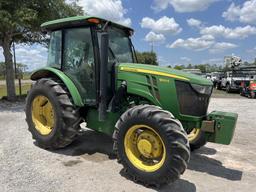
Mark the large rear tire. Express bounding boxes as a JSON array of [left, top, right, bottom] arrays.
[[113, 105, 190, 186], [25, 78, 81, 149]]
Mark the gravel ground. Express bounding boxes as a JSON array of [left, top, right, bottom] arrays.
[[0, 96, 255, 192]]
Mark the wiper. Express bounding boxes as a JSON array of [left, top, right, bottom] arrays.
[[129, 39, 138, 63], [108, 46, 119, 63]]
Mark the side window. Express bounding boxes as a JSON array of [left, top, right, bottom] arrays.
[[63, 28, 96, 103], [47, 30, 62, 68]]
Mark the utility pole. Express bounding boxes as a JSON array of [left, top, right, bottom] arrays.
[[151, 41, 154, 53], [13, 42, 22, 96], [13, 42, 16, 78]]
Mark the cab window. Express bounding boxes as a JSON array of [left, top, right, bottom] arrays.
[[47, 30, 62, 68], [63, 27, 96, 104]]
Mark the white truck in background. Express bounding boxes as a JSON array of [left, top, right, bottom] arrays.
[[220, 55, 256, 92]]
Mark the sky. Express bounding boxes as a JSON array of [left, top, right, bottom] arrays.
[[1, 0, 256, 70]]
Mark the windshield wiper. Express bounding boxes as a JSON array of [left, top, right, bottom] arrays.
[[129, 39, 138, 63], [108, 47, 119, 64]]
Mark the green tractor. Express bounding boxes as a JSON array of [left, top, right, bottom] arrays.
[[25, 16, 238, 186]]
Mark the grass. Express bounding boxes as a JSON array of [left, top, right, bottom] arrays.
[[0, 73, 31, 80], [0, 84, 31, 99]]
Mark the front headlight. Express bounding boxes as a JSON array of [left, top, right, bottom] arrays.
[[191, 84, 213, 95]]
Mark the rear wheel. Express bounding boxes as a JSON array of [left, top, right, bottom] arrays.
[[113, 105, 190, 186], [251, 91, 255, 99], [215, 82, 221, 90], [226, 84, 231, 93], [25, 78, 81, 149], [187, 128, 206, 151]]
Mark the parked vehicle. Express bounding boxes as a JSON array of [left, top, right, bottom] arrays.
[[240, 80, 256, 98], [211, 72, 224, 89], [220, 55, 256, 93]]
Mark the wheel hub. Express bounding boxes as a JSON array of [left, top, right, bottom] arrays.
[[137, 130, 162, 159], [124, 125, 166, 172], [32, 95, 55, 135]]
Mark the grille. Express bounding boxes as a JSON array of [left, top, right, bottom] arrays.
[[175, 81, 211, 116]]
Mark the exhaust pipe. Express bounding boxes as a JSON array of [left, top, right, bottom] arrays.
[[98, 32, 109, 121]]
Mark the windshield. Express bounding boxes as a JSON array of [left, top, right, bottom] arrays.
[[108, 27, 134, 63]]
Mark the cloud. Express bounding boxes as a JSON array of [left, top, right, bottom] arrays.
[[223, 1, 256, 25], [78, 0, 131, 26], [180, 57, 191, 62], [141, 16, 182, 35], [0, 44, 47, 71], [200, 25, 256, 39], [201, 58, 223, 65], [209, 42, 238, 53], [145, 31, 165, 43], [246, 46, 256, 53], [167, 35, 215, 51], [168, 34, 238, 53], [187, 18, 202, 28], [152, 0, 218, 12]]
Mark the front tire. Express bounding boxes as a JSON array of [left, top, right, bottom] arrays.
[[113, 105, 190, 186], [187, 128, 207, 151], [25, 78, 81, 149]]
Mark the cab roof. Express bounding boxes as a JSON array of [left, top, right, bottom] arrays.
[[41, 15, 134, 32]]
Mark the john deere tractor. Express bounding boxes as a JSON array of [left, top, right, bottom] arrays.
[[25, 16, 238, 186]]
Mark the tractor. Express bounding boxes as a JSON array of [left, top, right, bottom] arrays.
[[25, 16, 238, 186]]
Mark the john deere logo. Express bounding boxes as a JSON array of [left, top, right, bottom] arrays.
[[159, 78, 170, 83]]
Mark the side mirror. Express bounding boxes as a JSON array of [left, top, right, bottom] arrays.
[[98, 32, 109, 121]]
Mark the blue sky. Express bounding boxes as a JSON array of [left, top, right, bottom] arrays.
[[1, 0, 256, 70]]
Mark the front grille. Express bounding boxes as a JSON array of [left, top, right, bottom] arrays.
[[175, 81, 211, 116]]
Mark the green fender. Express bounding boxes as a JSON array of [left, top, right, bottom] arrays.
[[31, 67, 84, 107]]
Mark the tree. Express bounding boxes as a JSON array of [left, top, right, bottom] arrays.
[[136, 51, 158, 66], [0, 62, 5, 78], [0, 0, 82, 100], [174, 65, 185, 70]]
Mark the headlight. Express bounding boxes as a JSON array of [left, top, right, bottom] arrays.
[[191, 84, 212, 95]]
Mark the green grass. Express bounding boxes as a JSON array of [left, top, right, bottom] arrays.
[[0, 73, 31, 80], [0, 84, 31, 99]]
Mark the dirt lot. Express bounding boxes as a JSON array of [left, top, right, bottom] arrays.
[[0, 93, 255, 192]]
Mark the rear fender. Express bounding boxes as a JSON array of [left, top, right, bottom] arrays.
[[31, 67, 84, 107]]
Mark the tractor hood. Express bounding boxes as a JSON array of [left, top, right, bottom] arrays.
[[118, 63, 213, 86]]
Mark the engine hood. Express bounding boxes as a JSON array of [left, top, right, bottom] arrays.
[[118, 63, 213, 86]]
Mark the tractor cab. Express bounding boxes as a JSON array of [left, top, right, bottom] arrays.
[[41, 16, 136, 108]]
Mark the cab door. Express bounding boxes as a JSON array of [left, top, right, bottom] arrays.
[[62, 27, 96, 105]]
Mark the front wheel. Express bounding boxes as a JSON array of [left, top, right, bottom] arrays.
[[113, 105, 190, 186], [187, 128, 207, 151]]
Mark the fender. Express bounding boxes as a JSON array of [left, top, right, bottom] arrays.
[[31, 67, 84, 107]]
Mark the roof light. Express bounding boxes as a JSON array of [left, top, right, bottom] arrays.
[[87, 18, 100, 24], [129, 30, 134, 36]]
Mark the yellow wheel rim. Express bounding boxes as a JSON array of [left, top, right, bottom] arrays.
[[32, 95, 55, 135], [188, 128, 200, 142], [124, 125, 166, 172]]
